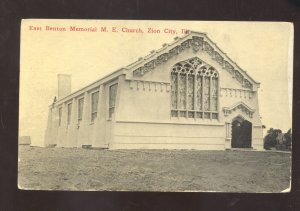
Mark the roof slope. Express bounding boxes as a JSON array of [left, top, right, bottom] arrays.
[[55, 31, 260, 104], [126, 31, 259, 90]]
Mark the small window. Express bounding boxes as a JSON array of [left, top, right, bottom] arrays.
[[67, 103, 72, 125], [109, 84, 118, 119], [91, 91, 99, 122], [78, 98, 84, 123], [58, 107, 62, 126]]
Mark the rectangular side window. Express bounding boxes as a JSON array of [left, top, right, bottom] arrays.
[[109, 84, 118, 119], [67, 103, 72, 125], [78, 98, 84, 123], [58, 107, 62, 126], [91, 91, 99, 122]]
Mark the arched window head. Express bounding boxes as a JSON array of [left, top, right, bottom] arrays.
[[171, 57, 219, 119]]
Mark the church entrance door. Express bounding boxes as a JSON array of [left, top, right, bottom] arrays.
[[231, 118, 252, 148]]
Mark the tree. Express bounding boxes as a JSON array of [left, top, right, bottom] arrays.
[[263, 128, 282, 150], [284, 129, 292, 150]]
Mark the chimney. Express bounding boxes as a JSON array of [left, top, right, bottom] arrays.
[[57, 74, 71, 99]]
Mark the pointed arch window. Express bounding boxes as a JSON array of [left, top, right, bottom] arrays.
[[171, 57, 219, 119]]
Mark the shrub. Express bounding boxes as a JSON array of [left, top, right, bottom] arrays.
[[263, 128, 281, 150], [264, 128, 292, 150]]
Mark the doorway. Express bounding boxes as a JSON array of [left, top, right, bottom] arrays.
[[231, 117, 252, 148]]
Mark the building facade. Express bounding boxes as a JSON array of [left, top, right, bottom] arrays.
[[44, 31, 264, 150]]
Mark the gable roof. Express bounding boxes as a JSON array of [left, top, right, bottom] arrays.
[[54, 31, 260, 105], [126, 31, 260, 90], [223, 101, 255, 113], [223, 101, 256, 118]]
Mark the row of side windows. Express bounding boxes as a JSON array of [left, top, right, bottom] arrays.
[[58, 84, 118, 127]]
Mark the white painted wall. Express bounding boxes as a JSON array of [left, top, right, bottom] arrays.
[[45, 35, 264, 150]]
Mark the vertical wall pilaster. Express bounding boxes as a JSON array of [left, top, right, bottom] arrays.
[[57, 103, 67, 147], [77, 92, 90, 147], [61, 103, 68, 147], [91, 85, 106, 148], [110, 76, 122, 145], [252, 125, 264, 150], [44, 106, 53, 146], [115, 75, 124, 121], [51, 106, 59, 146], [98, 84, 109, 147], [66, 98, 77, 147], [225, 122, 232, 149]]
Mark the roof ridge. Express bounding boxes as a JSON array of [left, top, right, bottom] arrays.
[[129, 30, 259, 85], [125, 32, 192, 69]]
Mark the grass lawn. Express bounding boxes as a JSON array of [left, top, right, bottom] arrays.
[[18, 145, 291, 192]]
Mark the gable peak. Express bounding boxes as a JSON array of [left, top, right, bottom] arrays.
[[130, 31, 259, 90]]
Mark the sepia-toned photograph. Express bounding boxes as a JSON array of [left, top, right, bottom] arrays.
[[18, 19, 293, 192]]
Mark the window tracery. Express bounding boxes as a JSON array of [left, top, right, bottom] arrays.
[[132, 35, 253, 92], [171, 57, 219, 119], [235, 70, 244, 84]]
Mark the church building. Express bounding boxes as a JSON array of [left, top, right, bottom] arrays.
[[44, 31, 264, 150]]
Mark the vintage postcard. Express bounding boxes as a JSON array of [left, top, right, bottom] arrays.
[[18, 19, 293, 192]]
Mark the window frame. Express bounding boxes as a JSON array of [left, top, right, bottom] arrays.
[[107, 83, 118, 120], [170, 57, 219, 120], [58, 107, 62, 126], [90, 90, 99, 122], [77, 97, 84, 124], [67, 102, 72, 125]]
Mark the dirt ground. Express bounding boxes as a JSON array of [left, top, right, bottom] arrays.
[[18, 145, 291, 192]]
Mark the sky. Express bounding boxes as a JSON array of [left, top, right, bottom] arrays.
[[19, 20, 293, 146]]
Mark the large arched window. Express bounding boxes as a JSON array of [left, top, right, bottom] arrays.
[[171, 57, 219, 119]]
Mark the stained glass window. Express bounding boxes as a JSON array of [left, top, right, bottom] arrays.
[[187, 75, 194, 110], [195, 75, 202, 111], [211, 78, 218, 111], [178, 73, 186, 109], [204, 77, 210, 111], [171, 73, 178, 110], [170, 57, 219, 119]]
